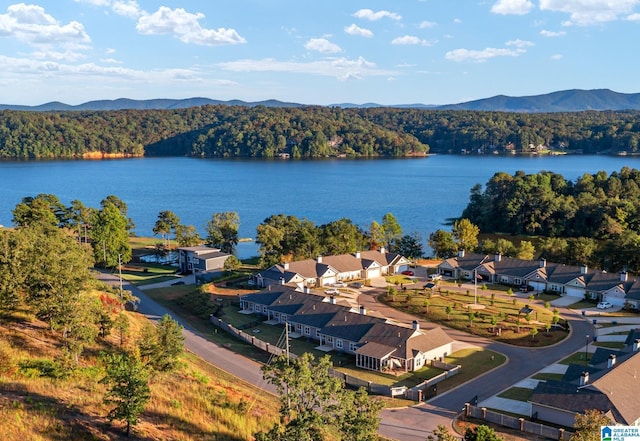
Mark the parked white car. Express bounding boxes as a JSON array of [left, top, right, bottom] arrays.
[[429, 274, 442, 281], [324, 288, 339, 295], [597, 301, 613, 309], [332, 282, 347, 287]]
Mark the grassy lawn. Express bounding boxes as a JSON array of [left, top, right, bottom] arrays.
[[119, 263, 179, 285], [531, 372, 564, 381], [559, 352, 590, 366], [593, 341, 626, 349], [379, 287, 567, 347], [144, 286, 507, 393], [497, 387, 533, 402]]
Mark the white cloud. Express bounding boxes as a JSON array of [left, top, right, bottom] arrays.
[[344, 23, 373, 37], [627, 13, 640, 20], [419, 20, 437, 28], [305, 38, 342, 53], [453, 18, 462, 24], [137, 6, 246, 45], [217, 57, 398, 80], [391, 35, 432, 46], [491, 0, 534, 15], [540, 29, 566, 37], [352, 9, 401, 21], [445, 47, 522, 62], [112, 1, 142, 18], [539, 0, 640, 25], [0, 4, 90, 48], [551, 54, 563, 60], [506, 38, 534, 48], [74, 0, 141, 17], [106, 47, 116, 54]]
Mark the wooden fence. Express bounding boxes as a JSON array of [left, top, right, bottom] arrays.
[[210, 315, 460, 399]]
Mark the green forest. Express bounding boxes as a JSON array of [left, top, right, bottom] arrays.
[[2, 105, 640, 159], [459, 166, 640, 273]]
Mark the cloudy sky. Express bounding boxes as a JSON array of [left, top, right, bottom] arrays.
[[2, 0, 640, 105]]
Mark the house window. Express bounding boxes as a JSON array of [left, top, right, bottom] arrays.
[[500, 276, 509, 283], [514, 278, 521, 286], [254, 304, 260, 312], [296, 324, 302, 331], [282, 315, 287, 322], [349, 343, 357, 352], [550, 284, 560, 292], [262, 306, 267, 313], [326, 336, 334, 344], [336, 339, 343, 349], [315, 329, 320, 337], [304, 326, 310, 336]]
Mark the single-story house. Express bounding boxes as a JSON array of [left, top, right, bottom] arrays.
[[239, 286, 453, 372], [177, 246, 231, 276], [438, 251, 639, 307], [253, 248, 410, 288], [530, 331, 640, 427]]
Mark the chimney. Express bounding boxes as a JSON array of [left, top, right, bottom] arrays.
[[581, 265, 588, 275], [621, 272, 628, 282], [330, 296, 336, 305], [458, 249, 465, 258], [379, 247, 386, 254], [280, 277, 285, 285], [312, 304, 316, 310], [539, 258, 546, 268], [283, 262, 289, 270], [495, 253, 502, 262], [304, 286, 310, 294], [359, 305, 366, 315], [355, 251, 361, 258], [634, 339, 640, 352], [608, 354, 616, 368], [317, 256, 323, 263], [580, 371, 589, 386], [412, 320, 420, 331]]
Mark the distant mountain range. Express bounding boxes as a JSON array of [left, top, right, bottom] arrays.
[[3, 89, 640, 113]]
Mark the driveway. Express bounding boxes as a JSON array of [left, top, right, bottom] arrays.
[[99, 270, 594, 441]]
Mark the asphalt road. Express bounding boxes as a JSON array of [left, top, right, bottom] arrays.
[[97, 271, 592, 441], [359, 287, 593, 441], [95, 271, 277, 395]]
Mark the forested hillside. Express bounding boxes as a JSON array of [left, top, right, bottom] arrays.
[[0, 106, 426, 159], [2, 105, 640, 159], [460, 167, 640, 272]]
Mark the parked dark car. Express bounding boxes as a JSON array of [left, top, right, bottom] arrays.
[[520, 285, 534, 292]]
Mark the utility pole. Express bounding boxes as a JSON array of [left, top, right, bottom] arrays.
[[118, 253, 123, 298]]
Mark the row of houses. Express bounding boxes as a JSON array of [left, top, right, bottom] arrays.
[[530, 330, 640, 427], [438, 251, 640, 308], [239, 285, 453, 373], [253, 247, 410, 288]]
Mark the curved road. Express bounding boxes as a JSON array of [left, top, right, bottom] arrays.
[[98, 271, 592, 441], [358, 287, 593, 441]]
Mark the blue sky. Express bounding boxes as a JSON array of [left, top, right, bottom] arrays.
[[2, 0, 640, 106]]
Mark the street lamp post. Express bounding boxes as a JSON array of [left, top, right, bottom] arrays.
[[585, 334, 590, 362]]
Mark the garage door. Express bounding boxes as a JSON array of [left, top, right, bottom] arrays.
[[565, 286, 584, 298], [367, 268, 381, 278]]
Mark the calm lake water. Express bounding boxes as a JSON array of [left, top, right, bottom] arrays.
[[2, 155, 639, 258]]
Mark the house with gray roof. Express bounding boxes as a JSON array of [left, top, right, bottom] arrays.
[[438, 251, 639, 308], [530, 330, 640, 427], [253, 247, 409, 288], [239, 286, 454, 373], [177, 245, 231, 277]]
